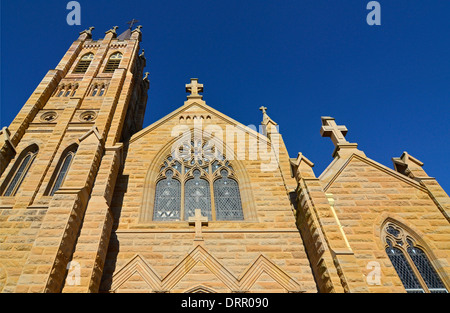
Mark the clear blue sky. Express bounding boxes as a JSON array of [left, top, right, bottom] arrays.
[[1, 0, 449, 191]]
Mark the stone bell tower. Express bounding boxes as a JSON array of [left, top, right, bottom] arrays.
[[0, 24, 149, 293]]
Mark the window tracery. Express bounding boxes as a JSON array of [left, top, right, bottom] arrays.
[[153, 140, 244, 221], [383, 222, 448, 293]]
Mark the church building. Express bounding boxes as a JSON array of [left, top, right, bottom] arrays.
[[0, 26, 449, 293]]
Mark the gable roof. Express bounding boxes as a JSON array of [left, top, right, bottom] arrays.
[[129, 101, 270, 145], [319, 153, 428, 193]]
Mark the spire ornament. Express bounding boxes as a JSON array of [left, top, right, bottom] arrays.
[[79, 26, 95, 39], [259, 106, 278, 137]]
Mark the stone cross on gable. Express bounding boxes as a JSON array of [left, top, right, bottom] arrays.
[[186, 78, 204, 99], [320, 117, 349, 147], [188, 209, 208, 241], [259, 106, 268, 115]]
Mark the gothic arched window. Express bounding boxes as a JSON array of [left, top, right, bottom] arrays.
[[55, 84, 78, 98], [71, 84, 79, 97], [48, 147, 77, 196], [214, 169, 244, 221], [383, 222, 448, 293], [74, 53, 94, 73], [104, 52, 122, 73], [185, 169, 212, 220], [2, 146, 38, 196], [153, 140, 244, 221], [153, 170, 181, 221]]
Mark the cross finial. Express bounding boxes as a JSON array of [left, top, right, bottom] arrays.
[[259, 106, 278, 131], [320, 117, 349, 147], [188, 209, 208, 241], [186, 78, 204, 99], [127, 19, 139, 29]]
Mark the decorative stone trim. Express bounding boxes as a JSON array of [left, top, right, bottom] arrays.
[[109, 245, 305, 293], [82, 44, 101, 49], [179, 115, 211, 122], [79, 111, 98, 122], [110, 43, 127, 49], [40, 111, 59, 123]]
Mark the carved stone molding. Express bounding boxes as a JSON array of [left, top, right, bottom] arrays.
[[40, 111, 59, 123], [79, 111, 98, 122], [109, 245, 304, 293]]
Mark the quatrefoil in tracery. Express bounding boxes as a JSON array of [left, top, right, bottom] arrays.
[[79, 111, 98, 122], [160, 140, 234, 180], [40, 111, 58, 123]]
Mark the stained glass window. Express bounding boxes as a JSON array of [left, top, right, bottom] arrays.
[[153, 139, 244, 221], [153, 170, 181, 221], [214, 170, 244, 221], [383, 223, 448, 293], [407, 241, 447, 293], [385, 239, 423, 293], [184, 170, 211, 220]]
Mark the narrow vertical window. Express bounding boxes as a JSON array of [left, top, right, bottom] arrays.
[[2, 147, 38, 196], [99, 87, 105, 96], [92, 87, 98, 97], [153, 170, 181, 221], [184, 170, 212, 220], [49, 148, 77, 196], [71, 85, 78, 97], [73, 53, 94, 73], [214, 170, 244, 221], [104, 52, 122, 73], [406, 240, 447, 293], [385, 239, 424, 293]]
